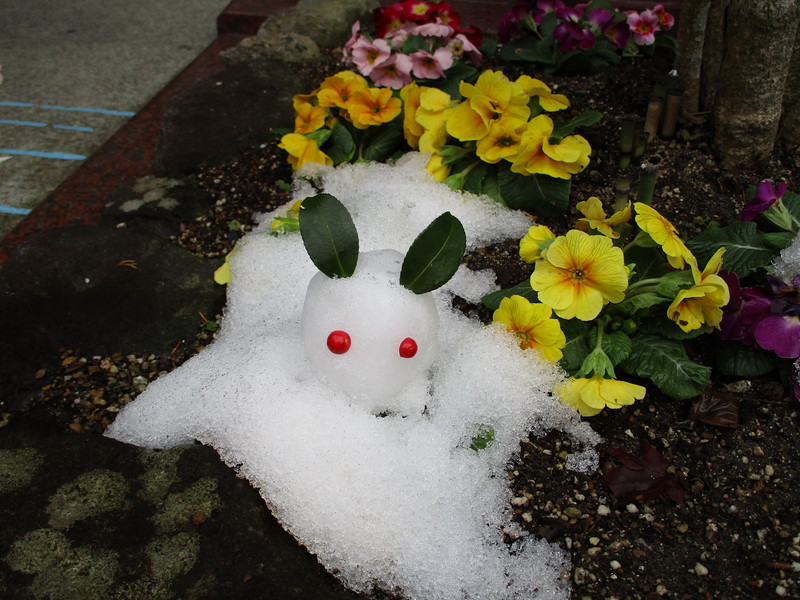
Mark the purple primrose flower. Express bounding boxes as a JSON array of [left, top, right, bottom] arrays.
[[553, 20, 595, 51], [721, 271, 800, 359], [532, 0, 566, 24], [741, 180, 789, 221], [497, 0, 530, 42], [601, 18, 631, 49]]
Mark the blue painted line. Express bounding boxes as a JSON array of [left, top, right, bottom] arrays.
[[0, 101, 35, 107], [0, 148, 86, 160], [52, 124, 94, 132], [0, 119, 47, 127], [40, 104, 135, 117], [0, 119, 94, 132], [0, 205, 32, 215]]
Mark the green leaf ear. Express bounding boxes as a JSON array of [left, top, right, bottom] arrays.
[[400, 212, 466, 294], [299, 193, 359, 278]]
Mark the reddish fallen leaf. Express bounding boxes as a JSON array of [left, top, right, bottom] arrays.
[[690, 390, 739, 429], [604, 441, 685, 505]]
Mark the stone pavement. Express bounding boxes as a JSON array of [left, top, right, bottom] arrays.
[[0, 0, 235, 241], [0, 1, 380, 598]]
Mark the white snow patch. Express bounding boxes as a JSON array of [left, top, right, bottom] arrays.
[[106, 154, 599, 600]]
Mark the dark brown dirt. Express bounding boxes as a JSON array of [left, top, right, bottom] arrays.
[[23, 45, 800, 599]]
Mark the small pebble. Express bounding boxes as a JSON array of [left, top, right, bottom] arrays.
[[694, 563, 709, 576], [626, 504, 638, 514], [597, 504, 611, 516]]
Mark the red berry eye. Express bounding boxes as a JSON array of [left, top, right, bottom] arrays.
[[399, 337, 418, 358], [327, 330, 351, 354]]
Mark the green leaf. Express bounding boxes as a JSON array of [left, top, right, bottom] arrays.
[[637, 317, 705, 340], [761, 231, 794, 251], [559, 319, 593, 374], [469, 426, 495, 451], [322, 122, 355, 165], [498, 166, 571, 215], [462, 163, 490, 197], [779, 190, 800, 231], [299, 193, 359, 278], [551, 110, 604, 140], [620, 334, 711, 399], [602, 330, 632, 365], [655, 269, 694, 297], [577, 345, 616, 378], [401, 35, 427, 54], [400, 212, 466, 294], [440, 62, 478, 93], [714, 341, 779, 377], [306, 127, 333, 146], [624, 245, 668, 282], [481, 279, 537, 311], [362, 124, 404, 162], [687, 221, 779, 277], [500, 38, 557, 65], [613, 291, 669, 316]]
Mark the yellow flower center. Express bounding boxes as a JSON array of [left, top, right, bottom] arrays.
[[515, 330, 531, 344], [571, 268, 586, 280]]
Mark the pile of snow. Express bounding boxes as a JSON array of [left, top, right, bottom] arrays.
[[106, 153, 599, 600]]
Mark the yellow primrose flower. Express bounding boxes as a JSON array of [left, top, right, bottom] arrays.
[[515, 75, 570, 112], [556, 376, 646, 417], [446, 70, 530, 141], [510, 115, 591, 179], [425, 151, 450, 182], [293, 102, 328, 134], [278, 133, 333, 170], [213, 249, 235, 285], [476, 117, 523, 164], [346, 86, 402, 129], [519, 224, 556, 263], [576, 197, 632, 238], [529, 229, 628, 321], [667, 248, 730, 332], [493, 295, 566, 362], [316, 70, 369, 109], [634, 203, 693, 269], [400, 82, 424, 149], [415, 87, 452, 153]]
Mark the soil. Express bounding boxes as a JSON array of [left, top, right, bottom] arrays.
[[22, 44, 800, 600]]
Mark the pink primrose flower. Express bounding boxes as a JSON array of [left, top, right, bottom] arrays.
[[349, 37, 392, 77], [448, 33, 482, 65], [431, 1, 461, 30], [386, 23, 414, 49], [653, 4, 675, 29], [627, 9, 660, 45], [410, 47, 454, 79], [343, 21, 362, 57], [410, 20, 455, 38], [370, 53, 413, 89]]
